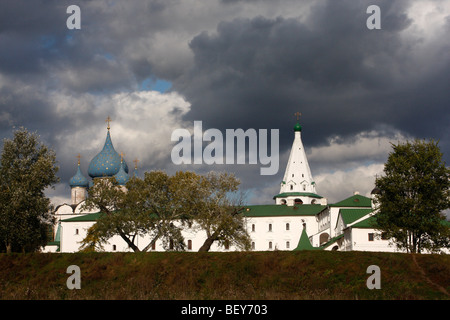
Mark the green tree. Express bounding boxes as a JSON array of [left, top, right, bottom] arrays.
[[193, 172, 251, 252], [374, 139, 450, 253], [80, 170, 251, 252], [80, 171, 194, 252], [0, 127, 59, 253]]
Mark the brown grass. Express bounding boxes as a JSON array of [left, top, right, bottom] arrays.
[[0, 251, 448, 300]]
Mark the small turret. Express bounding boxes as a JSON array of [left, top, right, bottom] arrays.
[[69, 154, 89, 205]]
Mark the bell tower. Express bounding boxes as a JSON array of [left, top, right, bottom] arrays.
[[273, 113, 323, 205]]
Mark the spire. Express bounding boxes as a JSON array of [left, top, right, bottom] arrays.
[[294, 223, 319, 251], [273, 115, 322, 205]]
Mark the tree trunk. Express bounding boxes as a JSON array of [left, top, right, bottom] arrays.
[[198, 236, 216, 252], [117, 228, 140, 252], [142, 235, 159, 252]]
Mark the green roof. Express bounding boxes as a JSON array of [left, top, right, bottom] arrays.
[[294, 227, 321, 251], [350, 215, 378, 229], [339, 208, 373, 226], [61, 212, 104, 222], [329, 194, 372, 208], [273, 192, 323, 199], [320, 234, 344, 249], [244, 204, 327, 217]]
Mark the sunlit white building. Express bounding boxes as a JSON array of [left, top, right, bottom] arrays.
[[43, 119, 449, 254]]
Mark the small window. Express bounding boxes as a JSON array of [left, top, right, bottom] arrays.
[[286, 241, 290, 249], [75, 228, 79, 235], [169, 239, 174, 250], [292, 174, 294, 177], [281, 199, 287, 205], [368, 233, 374, 241], [269, 241, 272, 250], [252, 224, 255, 232], [303, 185, 306, 191], [302, 174, 304, 177], [286, 223, 290, 231], [290, 185, 293, 190], [188, 239, 192, 250], [251, 242, 255, 250], [268, 224, 272, 232], [112, 244, 116, 251]]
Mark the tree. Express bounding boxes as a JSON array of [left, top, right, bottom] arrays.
[[374, 139, 450, 253], [80, 171, 194, 252], [192, 172, 251, 252], [0, 127, 59, 253], [80, 170, 251, 252]]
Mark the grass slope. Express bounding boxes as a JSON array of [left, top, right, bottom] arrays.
[[0, 251, 448, 300]]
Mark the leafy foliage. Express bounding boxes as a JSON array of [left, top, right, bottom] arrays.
[[0, 127, 59, 253], [80, 170, 251, 252], [374, 139, 450, 253]]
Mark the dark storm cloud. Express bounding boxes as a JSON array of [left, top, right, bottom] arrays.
[[1, 0, 449, 204], [174, 0, 449, 162]]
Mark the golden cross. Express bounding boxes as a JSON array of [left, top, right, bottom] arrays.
[[120, 152, 125, 162], [133, 158, 139, 169], [105, 116, 112, 130], [76, 154, 81, 165], [294, 112, 301, 121]]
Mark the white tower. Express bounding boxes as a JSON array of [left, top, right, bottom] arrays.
[[273, 113, 323, 206]]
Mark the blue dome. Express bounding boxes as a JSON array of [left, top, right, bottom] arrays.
[[88, 130, 129, 178], [114, 161, 129, 185], [69, 164, 89, 188]]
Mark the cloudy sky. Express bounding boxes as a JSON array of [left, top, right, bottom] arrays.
[[1, 0, 449, 206]]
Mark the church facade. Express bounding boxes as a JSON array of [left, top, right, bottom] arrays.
[[43, 118, 448, 254]]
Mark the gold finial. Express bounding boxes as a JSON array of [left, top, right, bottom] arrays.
[[120, 152, 125, 163], [105, 116, 112, 130], [294, 112, 301, 121], [76, 154, 81, 165], [133, 158, 139, 170]]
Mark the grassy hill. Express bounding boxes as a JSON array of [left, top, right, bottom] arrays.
[[0, 250, 448, 300]]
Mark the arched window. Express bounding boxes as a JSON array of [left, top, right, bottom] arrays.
[[187, 240, 192, 250], [268, 241, 273, 250], [281, 199, 287, 205], [268, 223, 272, 232], [319, 233, 330, 245], [294, 198, 303, 205], [251, 224, 255, 232], [286, 223, 290, 231], [112, 244, 116, 251]]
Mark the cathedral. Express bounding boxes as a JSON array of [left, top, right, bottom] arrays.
[[43, 117, 448, 254]]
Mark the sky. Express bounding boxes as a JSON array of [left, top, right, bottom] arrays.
[[0, 0, 449, 207]]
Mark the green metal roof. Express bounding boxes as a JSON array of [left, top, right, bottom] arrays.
[[339, 208, 373, 226], [294, 227, 321, 251], [61, 212, 104, 222], [244, 204, 327, 217], [273, 192, 323, 199], [350, 215, 378, 229], [320, 234, 344, 249], [329, 194, 372, 207]]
